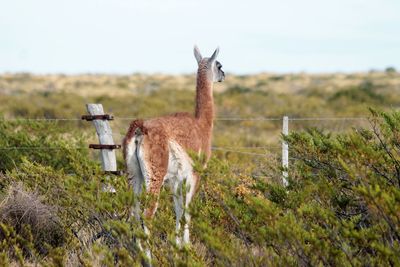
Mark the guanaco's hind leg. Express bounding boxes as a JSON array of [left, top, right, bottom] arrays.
[[124, 134, 152, 265], [172, 171, 199, 246], [137, 128, 169, 218], [125, 127, 169, 266], [172, 181, 184, 246], [183, 172, 199, 244], [168, 139, 200, 246]]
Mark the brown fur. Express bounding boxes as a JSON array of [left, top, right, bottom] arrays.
[[144, 201, 159, 219], [142, 124, 169, 195], [123, 60, 215, 213], [139, 63, 215, 160], [122, 119, 146, 161], [192, 172, 201, 194]]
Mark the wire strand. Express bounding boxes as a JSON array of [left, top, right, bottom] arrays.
[[0, 116, 369, 122], [106, 117, 283, 121], [289, 117, 368, 121], [211, 147, 277, 157], [0, 146, 279, 155], [0, 118, 82, 121], [212, 145, 281, 150], [0, 146, 87, 150], [215, 117, 281, 121]]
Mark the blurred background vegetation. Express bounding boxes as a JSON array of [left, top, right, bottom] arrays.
[[0, 71, 399, 266]]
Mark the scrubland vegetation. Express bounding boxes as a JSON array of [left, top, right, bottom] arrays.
[[0, 71, 399, 266]]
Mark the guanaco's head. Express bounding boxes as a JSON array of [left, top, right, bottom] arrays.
[[194, 46, 225, 82]]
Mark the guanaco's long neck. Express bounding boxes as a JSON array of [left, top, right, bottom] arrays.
[[195, 70, 214, 127]]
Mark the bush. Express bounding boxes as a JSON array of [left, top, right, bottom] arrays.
[[0, 182, 64, 255], [385, 66, 396, 73], [284, 109, 400, 265], [1, 106, 400, 265], [329, 81, 385, 104], [0, 120, 95, 174]]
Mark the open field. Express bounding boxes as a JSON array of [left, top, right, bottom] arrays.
[[1, 71, 399, 172], [0, 71, 399, 266]]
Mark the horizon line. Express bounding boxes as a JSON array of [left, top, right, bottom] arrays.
[[0, 68, 397, 77]]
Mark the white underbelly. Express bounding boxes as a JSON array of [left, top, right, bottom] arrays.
[[164, 141, 194, 186]]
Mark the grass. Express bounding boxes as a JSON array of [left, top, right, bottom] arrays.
[[0, 71, 399, 266]]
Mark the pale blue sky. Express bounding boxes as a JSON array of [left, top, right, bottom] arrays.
[[0, 0, 399, 74]]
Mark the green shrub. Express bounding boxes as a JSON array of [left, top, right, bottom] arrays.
[[0, 120, 95, 174], [385, 66, 396, 74], [284, 109, 400, 266], [329, 81, 385, 104], [1, 72, 400, 265]]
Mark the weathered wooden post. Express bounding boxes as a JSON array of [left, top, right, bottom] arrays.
[[82, 103, 122, 192], [282, 116, 289, 187]]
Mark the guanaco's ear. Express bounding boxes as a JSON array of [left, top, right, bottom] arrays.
[[194, 45, 202, 65], [209, 47, 219, 63]]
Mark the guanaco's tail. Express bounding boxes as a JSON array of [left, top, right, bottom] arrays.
[[123, 119, 148, 160]]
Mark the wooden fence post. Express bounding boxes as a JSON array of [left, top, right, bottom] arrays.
[[84, 103, 120, 172], [83, 103, 122, 192], [282, 116, 289, 187]]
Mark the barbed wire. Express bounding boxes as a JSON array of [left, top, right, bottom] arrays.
[[0, 116, 369, 158], [0, 118, 82, 121], [106, 117, 282, 121], [215, 117, 281, 121], [0, 116, 370, 122], [211, 145, 281, 150], [115, 117, 370, 122], [289, 117, 368, 121], [0, 146, 86, 150], [0, 145, 279, 158], [112, 117, 145, 121], [211, 147, 278, 158], [0, 115, 366, 155]]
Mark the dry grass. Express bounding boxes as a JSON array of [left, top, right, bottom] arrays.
[[1, 72, 399, 97], [0, 182, 64, 255]]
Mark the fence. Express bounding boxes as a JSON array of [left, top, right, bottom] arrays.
[[0, 103, 370, 187]]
